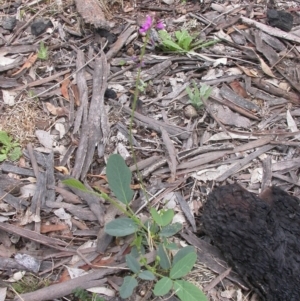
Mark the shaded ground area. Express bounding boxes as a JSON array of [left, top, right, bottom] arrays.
[[0, 0, 300, 300]]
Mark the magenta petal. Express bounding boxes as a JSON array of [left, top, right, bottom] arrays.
[[139, 15, 152, 33], [156, 20, 165, 30]]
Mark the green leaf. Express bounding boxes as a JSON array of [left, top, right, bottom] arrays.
[[159, 223, 182, 238], [157, 244, 171, 269], [0, 131, 12, 146], [38, 41, 48, 60], [62, 178, 89, 192], [119, 276, 138, 299], [173, 280, 207, 301], [150, 208, 174, 227], [153, 277, 173, 296], [138, 270, 155, 280], [106, 154, 134, 205], [162, 40, 184, 52], [172, 246, 195, 266], [105, 217, 139, 237], [200, 84, 212, 101], [170, 252, 197, 279], [125, 254, 141, 273], [0, 153, 7, 162], [8, 147, 22, 161]]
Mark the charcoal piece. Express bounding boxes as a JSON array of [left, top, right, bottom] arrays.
[[267, 9, 293, 32], [2, 17, 17, 31], [104, 88, 117, 99], [31, 19, 52, 36], [202, 184, 300, 301]]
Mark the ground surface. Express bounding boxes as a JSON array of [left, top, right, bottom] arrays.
[[0, 0, 300, 300]]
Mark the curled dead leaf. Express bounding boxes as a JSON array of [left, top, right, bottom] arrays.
[[55, 166, 69, 175], [61, 74, 70, 101], [12, 53, 38, 76], [46, 102, 69, 116]]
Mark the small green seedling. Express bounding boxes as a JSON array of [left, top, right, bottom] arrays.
[[0, 131, 22, 162], [186, 82, 212, 110], [37, 41, 48, 60], [63, 154, 207, 301], [137, 79, 147, 92], [158, 29, 219, 53]]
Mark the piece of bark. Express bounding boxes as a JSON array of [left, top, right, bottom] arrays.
[[79, 54, 109, 179], [216, 144, 275, 182], [1, 161, 35, 177], [46, 201, 98, 221], [160, 127, 177, 182], [0, 188, 29, 210], [73, 50, 88, 135], [261, 156, 272, 191], [106, 26, 137, 60], [202, 184, 300, 301], [240, 16, 300, 44], [109, 99, 190, 140], [0, 222, 75, 253], [74, 0, 111, 29], [220, 84, 260, 112], [175, 192, 196, 232]]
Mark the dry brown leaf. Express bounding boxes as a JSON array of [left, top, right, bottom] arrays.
[[12, 53, 38, 76], [55, 166, 69, 175], [46, 102, 69, 116], [41, 223, 68, 233], [229, 80, 248, 98], [61, 74, 70, 100], [256, 54, 276, 78], [236, 64, 259, 77], [71, 84, 80, 106], [227, 24, 249, 34]]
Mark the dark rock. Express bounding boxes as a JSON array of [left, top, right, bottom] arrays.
[[267, 9, 293, 32], [31, 19, 52, 36], [202, 184, 300, 301], [2, 17, 17, 31]]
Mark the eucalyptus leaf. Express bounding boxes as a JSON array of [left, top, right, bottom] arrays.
[[159, 223, 182, 237], [170, 252, 197, 279], [106, 154, 133, 205], [119, 276, 138, 299], [153, 277, 173, 296], [126, 254, 141, 273], [173, 280, 207, 301], [105, 217, 139, 237]]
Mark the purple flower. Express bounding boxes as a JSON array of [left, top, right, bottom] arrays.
[[139, 15, 153, 33], [156, 20, 165, 30]]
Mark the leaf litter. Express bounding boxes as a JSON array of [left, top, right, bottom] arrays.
[[0, 0, 300, 300]]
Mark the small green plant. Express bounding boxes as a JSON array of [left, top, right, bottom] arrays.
[[137, 79, 147, 92], [63, 154, 207, 301], [186, 82, 212, 110], [37, 41, 48, 60], [73, 288, 104, 301], [158, 29, 219, 53], [0, 131, 22, 162]]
